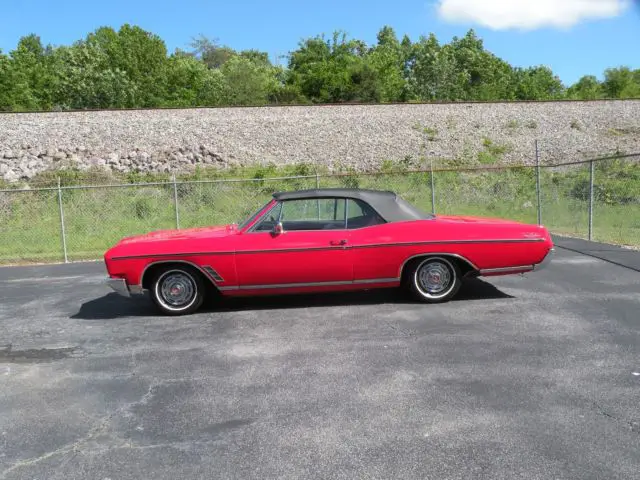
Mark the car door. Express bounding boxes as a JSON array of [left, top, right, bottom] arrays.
[[234, 197, 353, 288], [346, 198, 404, 282]]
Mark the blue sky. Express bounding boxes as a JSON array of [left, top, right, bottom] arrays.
[[1, 0, 638, 85]]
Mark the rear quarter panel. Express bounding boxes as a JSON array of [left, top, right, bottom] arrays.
[[349, 219, 552, 280]]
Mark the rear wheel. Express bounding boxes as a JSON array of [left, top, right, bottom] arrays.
[[407, 257, 461, 303], [150, 266, 205, 315]]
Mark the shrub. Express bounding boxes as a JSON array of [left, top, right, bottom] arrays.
[[568, 159, 640, 205]]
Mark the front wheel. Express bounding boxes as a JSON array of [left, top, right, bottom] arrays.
[[407, 257, 461, 303], [150, 266, 205, 315]]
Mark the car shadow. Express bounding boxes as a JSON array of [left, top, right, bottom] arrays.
[[71, 278, 513, 320]]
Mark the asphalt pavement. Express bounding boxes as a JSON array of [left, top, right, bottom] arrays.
[[0, 245, 639, 479]]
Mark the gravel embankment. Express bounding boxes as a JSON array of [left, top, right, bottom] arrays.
[[1, 101, 639, 182]]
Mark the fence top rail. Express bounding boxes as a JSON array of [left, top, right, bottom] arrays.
[[0, 174, 320, 193], [540, 152, 640, 168], [0, 152, 637, 193]]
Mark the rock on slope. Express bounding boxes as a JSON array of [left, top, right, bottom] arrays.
[[1, 100, 639, 182]]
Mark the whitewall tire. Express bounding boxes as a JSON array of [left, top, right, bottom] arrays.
[[408, 257, 461, 303], [151, 266, 205, 315]]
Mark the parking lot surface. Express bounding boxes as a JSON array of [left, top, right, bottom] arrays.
[[1, 246, 639, 480]]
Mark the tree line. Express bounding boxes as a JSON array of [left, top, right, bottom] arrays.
[[1, 24, 639, 111]]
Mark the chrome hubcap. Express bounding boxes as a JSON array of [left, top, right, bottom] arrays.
[[418, 262, 452, 295], [159, 272, 195, 307]]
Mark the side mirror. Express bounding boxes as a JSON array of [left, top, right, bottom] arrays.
[[272, 222, 284, 236]]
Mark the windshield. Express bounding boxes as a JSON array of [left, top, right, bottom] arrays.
[[237, 200, 273, 230]]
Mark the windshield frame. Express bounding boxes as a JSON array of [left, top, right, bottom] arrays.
[[237, 199, 277, 232]]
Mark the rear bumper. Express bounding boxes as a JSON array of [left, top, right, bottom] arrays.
[[533, 248, 555, 271]]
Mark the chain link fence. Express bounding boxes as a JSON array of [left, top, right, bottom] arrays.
[[0, 154, 638, 264]]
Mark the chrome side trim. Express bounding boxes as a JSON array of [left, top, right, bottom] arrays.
[[218, 277, 400, 292], [111, 251, 234, 261], [355, 277, 399, 284], [355, 238, 545, 250], [479, 265, 534, 275], [139, 260, 221, 291], [237, 246, 348, 255], [203, 265, 224, 282], [111, 238, 545, 261]]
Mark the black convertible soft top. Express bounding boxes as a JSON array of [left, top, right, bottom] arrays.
[[273, 188, 433, 223]]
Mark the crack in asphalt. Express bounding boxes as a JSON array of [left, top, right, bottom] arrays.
[[0, 379, 162, 479], [592, 401, 640, 434], [0, 375, 257, 479], [382, 321, 415, 338]]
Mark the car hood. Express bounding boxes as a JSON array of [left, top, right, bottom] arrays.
[[117, 224, 236, 245]]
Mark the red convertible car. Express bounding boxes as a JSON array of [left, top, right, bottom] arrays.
[[104, 188, 554, 315]]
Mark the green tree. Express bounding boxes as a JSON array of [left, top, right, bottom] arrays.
[[0, 50, 16, 110], [511, 66, 564, 100], [6, 35, 60, 110], [366, 26, 406, 102], [220, 55, 280, 105], [53, 42, 137, 109], [164, 53, 225, 106], [190, 35, 236, 68], [407, 30, 516, 101], [408, 33, 465, 100], [239, 49, 271, 66], [0, 24, 635, 110], [567, 75, 602, 100], [85, 25, 169, 106], [287, 31, 374, 103], [602, 67, 640, 98]]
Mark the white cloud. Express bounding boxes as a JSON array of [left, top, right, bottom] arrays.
[[436, 0, 630, 30]]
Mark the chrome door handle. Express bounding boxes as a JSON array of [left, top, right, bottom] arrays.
[[330, 239, 348, 246]]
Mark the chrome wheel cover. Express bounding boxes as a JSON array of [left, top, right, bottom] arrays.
[[415, 259, 455, 299], [156, 270, 197, 310]]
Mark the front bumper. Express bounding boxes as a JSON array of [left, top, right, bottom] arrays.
[[106, 278, 131, 297], [533, 248, 555, 271], [106, 278, 144, 297]]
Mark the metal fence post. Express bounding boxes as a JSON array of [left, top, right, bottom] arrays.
[[57, 177, 69, 263], [535, 140, 542, 225], [430, 159, 436, 215], [172, 175, 180, 229], [588, 160, 594, 241], [315, 171, 321, 220]]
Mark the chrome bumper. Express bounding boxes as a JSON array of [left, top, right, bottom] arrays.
[[106, 278, 131, 297], [533, 248, 555, 271]]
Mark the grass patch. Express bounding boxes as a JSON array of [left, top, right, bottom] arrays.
[[482, 137, 511, 155], [423, 127, 438, 141], [606, 126, 640, 136], [1, 159, 638, 264], [413, 122, 438, 141]]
